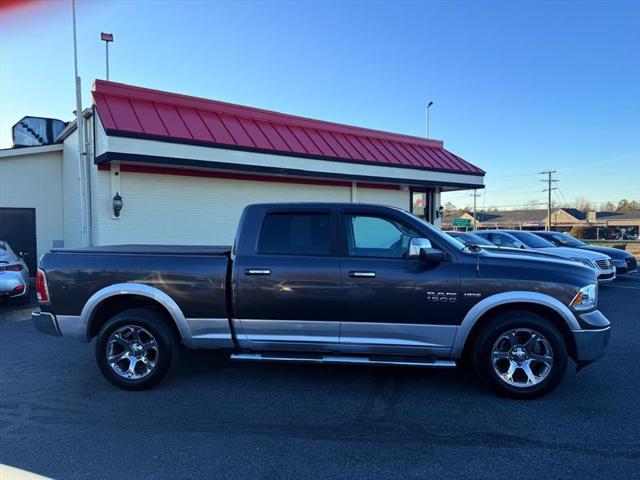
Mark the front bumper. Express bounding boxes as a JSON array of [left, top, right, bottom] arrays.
[[596, 268, 616, 282], [32, 310, 62, 337], [614, 256, 638, 275], [572, 310, 611, 363]]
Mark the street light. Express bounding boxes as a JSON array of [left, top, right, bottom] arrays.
[[101, 32, 113, 80], [426, 101, 434, 139]]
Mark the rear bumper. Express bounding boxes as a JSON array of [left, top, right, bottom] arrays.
[[0, 274, 28, 298], [32, 310, 62, 337]]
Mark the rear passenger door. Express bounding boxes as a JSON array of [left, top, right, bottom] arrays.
[[233, 209, 342, 349]]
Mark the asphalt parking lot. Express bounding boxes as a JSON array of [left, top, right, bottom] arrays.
[[1, 277, 639, 479]]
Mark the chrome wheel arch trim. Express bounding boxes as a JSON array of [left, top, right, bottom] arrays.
[[450, 291, 580, 358], [81, 283, 196, 348]]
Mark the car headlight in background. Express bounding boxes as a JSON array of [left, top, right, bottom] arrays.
[[570, 257, 595, 269], [570, 284, 598, 311]]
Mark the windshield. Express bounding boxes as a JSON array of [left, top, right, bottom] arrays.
[[550, 232, 586, 247], [510, 231, 556, 248], [454, 232, 494, 246], [407, 213, 467, 251]]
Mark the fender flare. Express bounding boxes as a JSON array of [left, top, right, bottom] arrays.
[[81, 283, 195, 348], [450, 291, 580, 358]]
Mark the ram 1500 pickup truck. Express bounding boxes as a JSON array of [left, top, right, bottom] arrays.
[[33, 203, 611, 398]]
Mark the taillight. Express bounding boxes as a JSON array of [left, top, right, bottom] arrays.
[[36, 269, 50, 303], [0, 263, 23, 272]]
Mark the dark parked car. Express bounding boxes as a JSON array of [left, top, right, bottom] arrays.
[[446, 231, 566, 260], [473, 230, 616, 282], [532, 231, 638, 275], [33, 203, 610, 399]]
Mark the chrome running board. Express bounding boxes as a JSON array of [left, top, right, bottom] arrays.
[[230, 353, 456, 368]]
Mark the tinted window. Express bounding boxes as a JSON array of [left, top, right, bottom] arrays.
[[550, 233, 585, 247], [490, 233, 520, 248], [510, 231, 555, 248], [258, 213, 331, 255], [457, 232, 494, 246], [347, 215, 419, 258]]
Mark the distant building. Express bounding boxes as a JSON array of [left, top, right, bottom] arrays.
[[443, 208, 640, 238]]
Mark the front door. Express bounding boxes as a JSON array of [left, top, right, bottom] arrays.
[[339, 210, 461, 355], [233, 210, 342, 350]]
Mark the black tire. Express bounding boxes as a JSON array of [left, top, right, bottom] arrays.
[[472, 310, 568, 399], [95, 308, 177, 390]]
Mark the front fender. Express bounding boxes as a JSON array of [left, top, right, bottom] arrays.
[[450, 291, 580, 358]]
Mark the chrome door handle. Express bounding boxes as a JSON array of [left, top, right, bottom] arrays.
[[349, 271, 376, 278], [245, 269, 271, 276]]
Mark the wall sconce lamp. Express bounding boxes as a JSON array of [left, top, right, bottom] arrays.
[[113, 192, 123, 218], [436, 205, 444, 219]]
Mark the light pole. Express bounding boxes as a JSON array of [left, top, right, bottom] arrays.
[[101, 32, 113, 80], [426, 101, 433, 139]]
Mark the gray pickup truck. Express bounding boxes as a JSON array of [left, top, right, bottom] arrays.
[[33, 203, 611, 398]]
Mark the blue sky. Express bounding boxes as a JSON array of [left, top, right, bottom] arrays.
[[1, 0, 638, 210]]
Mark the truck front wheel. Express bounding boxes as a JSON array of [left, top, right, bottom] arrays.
[[472, 310, 568, 399], [95, 308, 176, 390]]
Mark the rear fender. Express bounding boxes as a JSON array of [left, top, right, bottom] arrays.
[[81, 283, 195, 348]]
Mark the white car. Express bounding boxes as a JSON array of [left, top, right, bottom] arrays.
[[474, 230, 616, 282], [0, 240, 30, 301]]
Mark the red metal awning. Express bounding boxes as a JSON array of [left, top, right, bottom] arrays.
[[92, 80, 484, 176]]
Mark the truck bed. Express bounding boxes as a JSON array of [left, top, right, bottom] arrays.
[[51, 244, 232, 256]]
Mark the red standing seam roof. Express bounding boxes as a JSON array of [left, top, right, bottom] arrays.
[[92, 80, 484, 176]]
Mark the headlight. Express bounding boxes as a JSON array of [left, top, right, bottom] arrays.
[[570, 284, 598, 311], [570, 257, 594, 268]]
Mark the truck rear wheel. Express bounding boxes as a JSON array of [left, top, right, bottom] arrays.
[[95, 308, 176, 390], [472, 310, 568, 399]]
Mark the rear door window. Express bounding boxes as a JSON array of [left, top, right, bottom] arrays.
[[258, 213, 331, 256]]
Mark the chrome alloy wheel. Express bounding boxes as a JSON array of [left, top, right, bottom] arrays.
[[491, 328, 554, 388], [106, 325, 159, 380]]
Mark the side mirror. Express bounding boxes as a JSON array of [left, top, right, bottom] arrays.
[[409, 238, 432, 257], [420, 247, 445, 262]]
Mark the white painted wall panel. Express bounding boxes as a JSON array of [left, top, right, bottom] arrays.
[[356, 187, 410, 211], [0, 148, 64, 258], [94, 171, 351, 245], [105, 136, 485, 189], [62, 129, 84, 248]]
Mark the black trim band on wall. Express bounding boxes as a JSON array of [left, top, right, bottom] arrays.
[[103, 128, 486, 177], [95, 151, 486, 190]]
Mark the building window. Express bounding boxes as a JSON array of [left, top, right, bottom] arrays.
[[411, 190, 431, 222]]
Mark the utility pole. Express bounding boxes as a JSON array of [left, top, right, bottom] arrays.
[[426, 101, 433, 139], [72, 0, 88, 246], [540, 170, 558, 231], [469, 190, 481, 230]]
